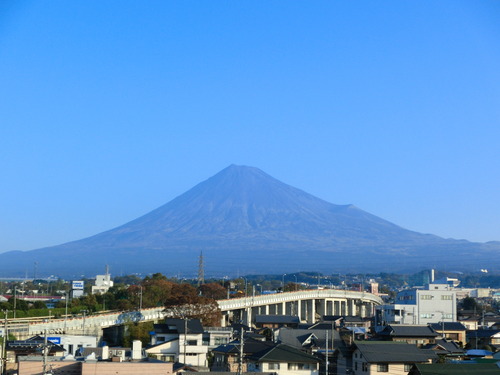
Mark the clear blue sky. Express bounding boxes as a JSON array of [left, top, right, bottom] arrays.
[[1, 1, 499, 252]]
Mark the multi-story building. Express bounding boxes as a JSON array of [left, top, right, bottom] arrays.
[[376, 283, 457, 326], [146, 319, 232, 367]]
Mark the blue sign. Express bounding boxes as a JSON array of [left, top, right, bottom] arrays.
[[48, 337, 61, 345]]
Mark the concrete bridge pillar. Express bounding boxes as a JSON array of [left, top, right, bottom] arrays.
[[334, 300, 340, 315], [304, 299, 316, 323], [316, 299, 326, 319], [348, 300, 355, 316]]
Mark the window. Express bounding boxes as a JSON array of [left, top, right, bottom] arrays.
[[268, 363, 280, 370], [288, 363, 306, 370], [214, 337, 228, 345], [362, 362, 368, 371], [441, 295, 453, 300], [187, 340, 197, 345], [420, 295, 433, 300], [420, 313, 432, 319], [377, 363, 388, 372], [404, 364, 412, 372], [355, 362, 358, 370]]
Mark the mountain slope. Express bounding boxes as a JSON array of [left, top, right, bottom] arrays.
[[0, 165, 497, 277]]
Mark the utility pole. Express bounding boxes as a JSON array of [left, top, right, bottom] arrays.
[[238, 327, 244, 375], [1, 310, 8, 375], [43, 329, 48, 375], [325, 330, 329, 375], [183, 318, 187, 365]]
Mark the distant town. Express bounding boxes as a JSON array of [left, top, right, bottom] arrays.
[[1, 265, 500, 375]]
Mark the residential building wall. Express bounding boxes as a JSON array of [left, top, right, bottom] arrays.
[[352, 349, 431, 375], [149, 332, 208, 366], [248, 361, 318, 375], [81, 361, 173, 375]]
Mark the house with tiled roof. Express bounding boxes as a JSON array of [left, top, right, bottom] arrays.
[[421, 339, 465, 360], [211, 337, 274, 372], [408, 362, 500, 375], [146, 318, 209, 367], [254, 315, 300, 329], [277, 328, 342, 355], [429, 322, 467, 343], [376, 325, 439, 346], [466, 329, 500, 349], [349, 341, 438, 375], [246, 343, 320, 375]]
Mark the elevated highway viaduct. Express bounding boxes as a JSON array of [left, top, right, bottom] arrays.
[[217, 289, 383, 326], [7, 289, 382, 339]]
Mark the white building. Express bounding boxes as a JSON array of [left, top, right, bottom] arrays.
[[376, 283, 457, 326], [46, 334, 97, 355], [91, 267, 114, 295], [146, 318, 232, 368]]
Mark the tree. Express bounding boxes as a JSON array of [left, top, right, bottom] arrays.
[[462, 297, 482, 312], [165, 297, 222, 327], [198, 283, 227, 300]]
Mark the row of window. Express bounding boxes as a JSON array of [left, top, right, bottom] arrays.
[[354, 362, 412, 372], [420, 294, 453, 300], [420, 313, 453, 319], [268, 362, 314, 370]]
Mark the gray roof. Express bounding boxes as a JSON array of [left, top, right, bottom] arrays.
[[421, 339, 465, 355], [154, 318, 204, 334], [379, 325, 438, 338], [354, 342, 438, 363], [248, 343, 320, 363], [412, 363, 500, 375], [277, 328, 341, 350], [429, 322, 467, 331], [467, 330, 500, 339], [211, 338, 274, 355]]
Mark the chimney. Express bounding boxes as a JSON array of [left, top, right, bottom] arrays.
[[101, 345, 109, 360], [132, 340, 142, 360]]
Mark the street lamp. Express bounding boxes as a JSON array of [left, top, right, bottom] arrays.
[[241, 277, 248, 296], [64, 292, 68, 333], [256, 284, 263, 295], [282, 274, 287, 291]]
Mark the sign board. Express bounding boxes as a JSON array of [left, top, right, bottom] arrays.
[[72, 280, 84, 290], [48, 337, 61, 345]]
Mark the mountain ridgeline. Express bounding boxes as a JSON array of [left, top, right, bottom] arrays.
[[1, 165, 498, 277]]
